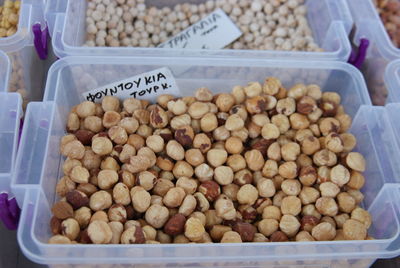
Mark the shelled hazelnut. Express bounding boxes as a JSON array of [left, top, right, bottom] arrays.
[[49, 78, 372, 245]]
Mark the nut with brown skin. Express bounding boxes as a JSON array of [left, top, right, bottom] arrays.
[[50, 216, 62, 235], [108, 204, 127, 223], [232, 222, 256, 242], [164, 213, 187, 235], [300, 215, 320, 232], [52, 201, 74, 220], [198, 181, 221, 202], [121, 226, 146, 244], [66, 190, 89, 209], [270, 231, 288, 242]]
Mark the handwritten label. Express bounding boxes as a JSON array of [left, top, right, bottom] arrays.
[[82, 67, 180, 103], [158, 8, 242, 49]]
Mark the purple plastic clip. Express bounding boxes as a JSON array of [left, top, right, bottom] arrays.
[[32, 23, 49, 60], [0, 193, 20, 230], [348, 38, 370, 69]]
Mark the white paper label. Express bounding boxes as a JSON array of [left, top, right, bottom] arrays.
[[158, 8, 242, 49], [82, 67, 180, 103]]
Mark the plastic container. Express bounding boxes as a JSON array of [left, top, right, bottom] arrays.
[[385, 59, 400, 103], [10, 56, 400, 267], [45, 0, 353, 61], [0, 50, 23, 230], [0, 0, 48, 109], [346, 0, 400, 105]]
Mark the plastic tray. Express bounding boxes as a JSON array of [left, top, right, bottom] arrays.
[[0, 50, 23, 213], [45, 0, 353, 61], [346, 0, 400, 105], [0, 0, 48, 108], [11, 56, 400, 267]]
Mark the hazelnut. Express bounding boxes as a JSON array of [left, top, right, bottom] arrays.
[[145, 204, 169, 228], [232, 222, 256, 242], [343, 219, 367, 240], [351, 207, 371, 228], [164, 213, 186, 235], [215, 195, 236, 220], [92, 137, 113, 155], [184, 217, 206, 242], [346, 152, 366, 172], [220, 231, 242, 243], [66, 190, 89, 209], [207, 149, 228, 167], [257, 178, 276, 198], [301, 215, 320, 232], [61, 218, 80, 240], [108, 204, 127, 223], [258, 218, 279, 236], [315, 197, 338, 217], [281, 196, 301, 216], [89, 190, 112, 211], [270, 231, 288, 242], [163, 187, 186, 208], [51, 201, 74, 220], [278, 161, 297, 179], [262, 205, 281, 220], [74, 207, 92, 229], [244, 149, 264, 171], [87, 220, 113, 244], [76, 101, 96, 118], [130, 186, 151, 213], [279, 214, 300, 237], [48, 235, 72, 244], [61, 140, 85, 160], [237, 184, 258, 205], [311, 222, 336, 241], [121, 226, 146, 244], [98, 169, 119, 190], [245, 96, 266, 114]]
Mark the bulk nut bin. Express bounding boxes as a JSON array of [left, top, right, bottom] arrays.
[[0, 50, 23, 230], [346, 0, 400, 105], [0, 0, 48, 109], [9, 56, 400, 268], [44, 0, 353, 61]]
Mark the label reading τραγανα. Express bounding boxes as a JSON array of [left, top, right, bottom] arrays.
[[158, 8, 242, 49]]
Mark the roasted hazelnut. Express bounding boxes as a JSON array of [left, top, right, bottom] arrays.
[[343, 219, 367, 240], [346, 152, 366, 172], [267, 143, 281, 160], [237, 184, 258, 205], [145, 204, 169, 229], [244, 149, 265, 171], [163, 187, 186, 208], [311, 222, 336, 241], [279, 214, 300, 237], [130, 186, 151, 213], [315, 197, 338, 217]]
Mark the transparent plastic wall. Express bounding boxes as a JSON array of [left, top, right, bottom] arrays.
[[11, 56, 400, 267], [0, 0, 47, 109], [347, 0, 400, 105], [0, 51, 23, 206], [45, 0, 353, 61]]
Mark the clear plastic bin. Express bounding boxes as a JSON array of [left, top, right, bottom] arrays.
[[385, 59, 400, 103], [346, 0, 400, 105], [11, 56, 400, 267], [0, 50, 23, 205], [45, 0, 353, 61], [0, 0, 47, 109]]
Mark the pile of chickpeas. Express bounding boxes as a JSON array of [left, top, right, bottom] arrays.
[[375, 0, 400, 48], [85, 0, 322, 52], [0, 0, 19, 38], [48, 78, 372, 245]]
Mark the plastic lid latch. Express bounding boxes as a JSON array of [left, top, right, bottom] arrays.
[[348, 38, 370, 69], [0, 193, 20, 230], [32, 23, 49, 60]]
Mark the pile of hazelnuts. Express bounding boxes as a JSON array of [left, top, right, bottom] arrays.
[[48, 77, 372, 245]]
